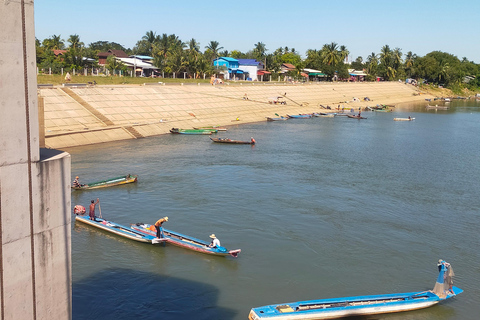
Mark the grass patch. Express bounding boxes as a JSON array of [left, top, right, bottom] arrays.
[[37, 74, 212, 86]]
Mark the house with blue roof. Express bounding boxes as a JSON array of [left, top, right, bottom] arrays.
[[213, 57, 241, 80], [237, 59, 269, 81]]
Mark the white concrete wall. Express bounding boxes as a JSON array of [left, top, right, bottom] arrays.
[[1, 1, 72, 319]]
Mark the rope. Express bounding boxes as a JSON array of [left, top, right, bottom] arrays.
[[21, 0, 37, 318]]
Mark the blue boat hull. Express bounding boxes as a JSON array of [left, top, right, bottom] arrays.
[[131, 223, 241, 257], [75, 215, 156, 243], [249, 288, 462, 320]]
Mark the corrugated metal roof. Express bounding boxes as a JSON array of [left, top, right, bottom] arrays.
[[217, 57, 238, 62], [238, 59, 262, 66]]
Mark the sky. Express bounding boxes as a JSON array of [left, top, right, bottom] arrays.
[[35, 0, 480, 63]]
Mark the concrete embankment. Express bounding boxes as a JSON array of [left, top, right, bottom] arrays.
[[39, 82, 432, 149]]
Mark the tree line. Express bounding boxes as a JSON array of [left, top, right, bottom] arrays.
[[36, 31, 480, 89]]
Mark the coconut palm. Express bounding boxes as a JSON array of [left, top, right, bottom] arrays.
[[339, 45, 350, 63], [321, 42, 341, 66], [253, 42, 267, 60], [67, 34, 83, 50], [205, 41, 224, 60], [142, 30, 159, 55]]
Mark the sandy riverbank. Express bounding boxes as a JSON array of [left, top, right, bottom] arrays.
[[39, 81, 433, 149]]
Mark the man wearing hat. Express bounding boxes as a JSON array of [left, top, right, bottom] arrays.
[[73, 176, 81, 188], [154, 217, 168, 239], [208, 234, 220, 248]]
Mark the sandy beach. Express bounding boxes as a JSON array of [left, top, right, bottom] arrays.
[[39, 81, 433, 149]]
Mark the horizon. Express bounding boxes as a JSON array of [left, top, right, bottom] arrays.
[[34, 0, 480, 63]]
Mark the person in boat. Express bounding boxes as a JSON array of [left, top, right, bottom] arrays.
[[437, 259, 454, 294], [251, 137, 256, 144], [73, 176, 82, 188], [89, 198, 99, 221], [154, 216, 168, 239], [208, 234, 220, 248], [408, 116, 411, 120]]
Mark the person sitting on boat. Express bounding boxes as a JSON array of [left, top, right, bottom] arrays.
[[251, 137, 256, 144], [154, 217, 168, 239], [208, 234, 220, 248], [73, 176, 81, 188], [89, 198, 99, 221]]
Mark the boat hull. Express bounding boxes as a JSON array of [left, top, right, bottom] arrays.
[[394, 118, 415, 121], [249, 288, 462, 320], [210, 138, 255, 144], [287, 114, 312, 119], [170, 128, 213, 134], [266, 117, 287, 121], [347, 115, 367, 119], [131, 223, 241, 257], [72, 175, 137, 190], [75, 215, 155, 243]]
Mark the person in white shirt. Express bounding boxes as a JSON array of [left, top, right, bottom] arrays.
[[209, 234, 220, 248]]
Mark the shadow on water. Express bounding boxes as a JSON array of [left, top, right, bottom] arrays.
[[73, 268, 237, 320]]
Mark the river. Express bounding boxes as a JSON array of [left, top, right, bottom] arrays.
[[69, 98, 480, 320]]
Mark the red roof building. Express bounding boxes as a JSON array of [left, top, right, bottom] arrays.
[[97, 49, 128, 66]]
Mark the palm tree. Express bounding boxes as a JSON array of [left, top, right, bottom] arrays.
[[142, 30, 159, 55], [379, 45, 392, 68], [253, 42, 267, 60], [67, 34, 83, 50], [339, 45, 350, 63], [188, 38, 200, 54], [404, 51, 416, 77], [205, 41, 224, 60], [322, 42, 341, 66]]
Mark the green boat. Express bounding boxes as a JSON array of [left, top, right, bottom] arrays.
[[72, 174, 138, 190], [170, 128, 214, 134]]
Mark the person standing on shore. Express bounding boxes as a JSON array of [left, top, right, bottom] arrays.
[[89, 198, 99, 221], [154, 217, 168, 239]]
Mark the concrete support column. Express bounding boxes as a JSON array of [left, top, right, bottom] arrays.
[[0, 1, 72, 320]]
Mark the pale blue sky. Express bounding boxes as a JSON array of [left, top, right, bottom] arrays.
[[35, 0, 480, 63]]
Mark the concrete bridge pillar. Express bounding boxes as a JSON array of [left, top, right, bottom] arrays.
[[0, 1, 72, 319]]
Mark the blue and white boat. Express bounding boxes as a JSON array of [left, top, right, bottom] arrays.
[[75, 215, 158, 243], [248, 260, 462, 320], [287, 114, 313, 119]]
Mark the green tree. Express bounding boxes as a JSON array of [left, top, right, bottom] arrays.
[[321, 42, 341, 66], [205, 41, 224, 60]]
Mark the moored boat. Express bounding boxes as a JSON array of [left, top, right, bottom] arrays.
[[266, 117, 288, 121], [194, 126, 227, 131], [210, 137, 255, 144], [287, 114, 313, 119], [248, 260, 462, 320], [394, 117, 415, 121], [347, 115, 367, 119], [313, 113, 335, 118], [131, 223, 241, 257], [170, 128, 214, 134], [75, 215, 158, 243], [426, 105, 449, 110], [72, 174, 137, 190]]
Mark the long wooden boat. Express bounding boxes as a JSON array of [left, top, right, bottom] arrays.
[[248, 260, 462, 320], [170, 128, 214, 134], [347, 115, 367, 119], [287, 114, 312, 119], [72, 174, 137, 190], [266, 117, 288, 121], [426, 105, 450, 110], [210, 137, 255, 145], [313, 113, 335, 118], [194, 126, 227, 131], [394, 117, 415, 121], [131, 223, 241, 257], [75, 215, 158, 243]]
